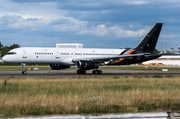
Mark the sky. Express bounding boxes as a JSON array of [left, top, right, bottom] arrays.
[[0, 0, 180, 50]]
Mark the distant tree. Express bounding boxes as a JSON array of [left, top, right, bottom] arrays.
[[0, 42, 3, 51], [124, 47, 131, 50], [9, 44, 20, 50], [154, 49, 159, 53], [1, 46, 9, 57]]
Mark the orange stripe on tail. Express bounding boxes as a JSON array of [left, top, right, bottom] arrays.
[[126, 49, 135, 55], [111, 49, 135, 65]]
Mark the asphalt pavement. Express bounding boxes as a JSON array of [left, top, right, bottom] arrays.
[[0, 70, 180, 78]]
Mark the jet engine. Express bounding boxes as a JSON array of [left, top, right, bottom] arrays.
[[49, 64, 70, 70], [76, 60, 98, 70]]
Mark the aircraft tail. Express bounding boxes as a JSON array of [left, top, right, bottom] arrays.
[[135, 23, 163, 52]]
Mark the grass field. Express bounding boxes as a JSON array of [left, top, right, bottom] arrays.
[[0, 75, 180, 116]]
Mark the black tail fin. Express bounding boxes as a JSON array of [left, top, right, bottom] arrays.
[[135, 23, 163, 52]]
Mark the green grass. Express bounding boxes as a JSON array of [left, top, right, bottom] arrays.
[[1, 76, 180, 116]]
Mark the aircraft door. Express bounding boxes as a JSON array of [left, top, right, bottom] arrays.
[[55, 50, 60, 59], [22, 49, 27, 58]]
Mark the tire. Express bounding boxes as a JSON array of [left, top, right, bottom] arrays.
[[22, 71, 27, 75], [83, 70, 86, 74], [98, 70, 102, 74], [77, 70, 81, 74], [94, 70, 98, 74], [92, 70, 95, 74], [92, 70, 97, 74]]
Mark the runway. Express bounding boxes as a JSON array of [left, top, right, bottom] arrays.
[[0, 70, 180, 78]]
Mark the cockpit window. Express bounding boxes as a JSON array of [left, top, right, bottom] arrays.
[[7, 52, 17, 55]]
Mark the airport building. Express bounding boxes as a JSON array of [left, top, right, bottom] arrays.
[[143, 54, 180, 66], [56, 43, 83, 48], [143, 46, 180, 66]]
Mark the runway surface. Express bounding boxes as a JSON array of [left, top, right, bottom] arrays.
[[0, 70, 180, 78], [1, 112, 169, 119]]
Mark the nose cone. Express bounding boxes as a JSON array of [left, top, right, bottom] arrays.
[[2, 55, 9, 62]]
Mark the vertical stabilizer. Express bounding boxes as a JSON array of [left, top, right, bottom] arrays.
[[135, 23, 163, 52]]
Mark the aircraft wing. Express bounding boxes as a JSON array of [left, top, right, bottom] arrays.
[[72, 53, 173, 64], [90, 53, 144, 62], [72, 53, 145, 63]]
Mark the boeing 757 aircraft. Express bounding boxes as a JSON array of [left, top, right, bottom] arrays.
[[2, 23, 168, 74]]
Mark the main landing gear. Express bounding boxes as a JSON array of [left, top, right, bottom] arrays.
[[92, 70, 102, 74], [77, 70, 86, 74], [76, 69, 102, 74], [21, 63, 27, 75]]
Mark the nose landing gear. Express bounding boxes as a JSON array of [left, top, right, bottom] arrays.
[[21, 63, 27, 74]]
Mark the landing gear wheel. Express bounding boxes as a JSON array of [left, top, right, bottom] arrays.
[[77, 70, 86, 74], [98, 70, 102, 74], [82, 70, 86, 74], [77, 70, 80, 74], [93, 70, 98, 74], [22, 71, 27, 75]]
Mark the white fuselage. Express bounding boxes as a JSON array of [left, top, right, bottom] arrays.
[[2, 47, 125, 65]]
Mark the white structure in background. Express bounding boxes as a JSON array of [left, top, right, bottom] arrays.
[[0, 51, 2, 62], [143, 55, 180, 66], [56, 43, 83, 48]]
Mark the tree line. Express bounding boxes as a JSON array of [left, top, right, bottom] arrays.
[[0, 42, 20, 57]]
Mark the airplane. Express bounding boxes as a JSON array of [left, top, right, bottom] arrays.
[[2, 23, 169, 75]]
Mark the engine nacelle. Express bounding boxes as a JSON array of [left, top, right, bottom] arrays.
[[76, 60, 98, 70], [49, 64, 70, 70]]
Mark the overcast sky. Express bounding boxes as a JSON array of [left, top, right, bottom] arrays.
[[0, 0, 180, 50]]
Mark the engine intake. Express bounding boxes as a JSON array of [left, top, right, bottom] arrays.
[[49, 64, 70, 70], [76, 60, 98, 70]]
